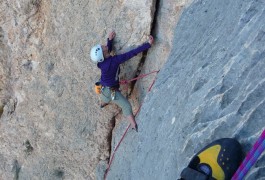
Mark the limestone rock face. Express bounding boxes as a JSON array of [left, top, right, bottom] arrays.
[[130, 0, 193, 117], [2, 0, 265, 179], [0, 0, 155, 179], [107, 0, 265, 179]]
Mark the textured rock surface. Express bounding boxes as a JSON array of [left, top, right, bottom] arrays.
[[0, 0, 155, 179], [107, 0, 265, 179], [1, 0, 265, 179], [134, 0, 193, 103]]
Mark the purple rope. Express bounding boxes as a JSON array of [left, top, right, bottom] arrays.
[[232, 129, 265, 180]]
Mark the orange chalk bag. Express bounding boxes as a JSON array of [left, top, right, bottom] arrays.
[[94, 82, 102, 94]]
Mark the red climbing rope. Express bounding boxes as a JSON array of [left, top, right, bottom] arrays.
[[104, 70, 159, 180], [119, 70, 159, 85], [119, 70, 159, 92]]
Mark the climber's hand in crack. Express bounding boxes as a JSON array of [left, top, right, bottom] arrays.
[[149, 35, 154, 45], [108, 31, 116, 41]]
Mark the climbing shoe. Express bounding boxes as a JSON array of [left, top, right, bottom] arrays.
[[132, 124, 138, 132], [180, 138, 243, 180], [100, 103, 108, 108]]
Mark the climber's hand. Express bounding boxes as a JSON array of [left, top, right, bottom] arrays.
[[108, 31, 116, 40], [149, 35, 154, 45]]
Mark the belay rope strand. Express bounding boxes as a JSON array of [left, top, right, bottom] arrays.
[[232, 128, 265, 180], [104, 70, 159, 180]]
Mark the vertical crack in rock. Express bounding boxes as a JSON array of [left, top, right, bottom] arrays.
[[150, 0, 160, 35], [127, 52, 148, 97], [12, 160, 21, 180], [103, 0, 159, 174], [107, 116, 116, 160], [128, 0, 159, 96]]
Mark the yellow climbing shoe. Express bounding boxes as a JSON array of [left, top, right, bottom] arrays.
[[180, 138, 243, 180]]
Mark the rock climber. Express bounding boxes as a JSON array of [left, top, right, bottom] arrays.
[[90, 31, 154, 132]]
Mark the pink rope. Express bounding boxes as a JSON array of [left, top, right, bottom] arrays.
[[232, 129, 265, 180]]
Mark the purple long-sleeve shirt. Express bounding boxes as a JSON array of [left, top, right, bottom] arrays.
[[97, 39, 151, 87]]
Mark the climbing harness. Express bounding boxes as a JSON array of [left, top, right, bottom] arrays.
[[232, 128, 265, 180], [97, 70, 159, 107], [104, 70, 159, 180]]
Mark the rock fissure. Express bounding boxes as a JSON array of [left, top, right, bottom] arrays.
[[127, 0, 159, 97], [104, 0, 160, 175], [127, 51, 148, 97], [107, 115, 116, 161]]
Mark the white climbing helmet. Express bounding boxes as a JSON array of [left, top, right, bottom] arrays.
[[90, 44, 104, 63]]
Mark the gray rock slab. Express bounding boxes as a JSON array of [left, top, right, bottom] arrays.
[[107, 0, 265, 179]]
